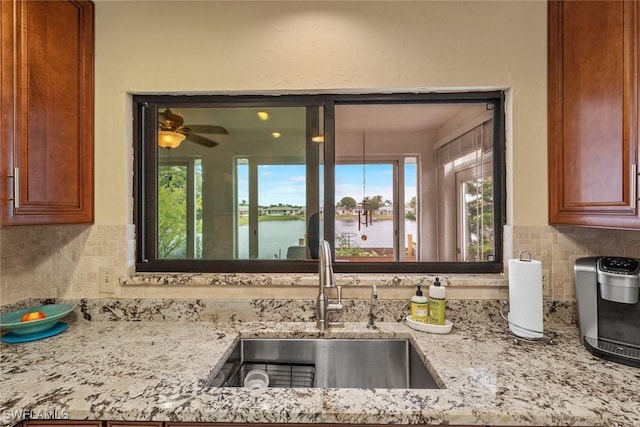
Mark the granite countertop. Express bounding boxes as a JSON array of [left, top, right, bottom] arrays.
[[1, 318, 638, 427]]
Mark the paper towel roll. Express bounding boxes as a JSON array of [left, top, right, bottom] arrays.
[[508, 257, 543, 338]]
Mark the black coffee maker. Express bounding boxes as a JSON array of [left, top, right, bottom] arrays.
[[574, 256, 640, 367]]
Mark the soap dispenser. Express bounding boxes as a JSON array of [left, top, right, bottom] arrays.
[[411, 284, 429, 323], [428, 277, 446, 325]]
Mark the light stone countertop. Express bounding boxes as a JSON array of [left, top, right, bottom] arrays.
[[1, 319, 638, 427]]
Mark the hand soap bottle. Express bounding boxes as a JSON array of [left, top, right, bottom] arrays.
[[411, 284, 429, 323], [428, 277, 446, 325]]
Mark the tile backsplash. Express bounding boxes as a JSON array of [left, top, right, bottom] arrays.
[[0, 224, 133, 305], [512, 225, 640, 299], [1, 224, 639, 306]]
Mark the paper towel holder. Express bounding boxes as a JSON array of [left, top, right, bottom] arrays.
[[503, 249, 555, 345], [499, 301, 555, 345]]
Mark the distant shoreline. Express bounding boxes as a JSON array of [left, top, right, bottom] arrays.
[[237, 214, 395, 226]]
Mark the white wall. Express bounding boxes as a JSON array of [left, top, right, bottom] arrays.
[[94, 0, 548, 229]]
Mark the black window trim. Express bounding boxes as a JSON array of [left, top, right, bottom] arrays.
[[133, 91, 506, 274]]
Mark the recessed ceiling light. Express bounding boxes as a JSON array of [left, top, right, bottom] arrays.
[[257, 111, 269, 121], [272, 132, 281, 138]]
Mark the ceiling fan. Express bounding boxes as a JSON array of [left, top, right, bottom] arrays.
[[158, 108, 229, 149]]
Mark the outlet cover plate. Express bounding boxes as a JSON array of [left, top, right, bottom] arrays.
[[98, 267, 117, 294]]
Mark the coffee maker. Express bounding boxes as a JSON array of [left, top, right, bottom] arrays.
[[574, 256, 640, 367]]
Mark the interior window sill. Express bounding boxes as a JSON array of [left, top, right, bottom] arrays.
[[122, 272, 507, 288]]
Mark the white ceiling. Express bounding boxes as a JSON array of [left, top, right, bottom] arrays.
[[173, 102, 487, 138], [335, 103, 478, 133]]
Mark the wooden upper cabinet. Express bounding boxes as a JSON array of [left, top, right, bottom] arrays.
[[0, 0, 94, 226], [548, 0, 640, 229]]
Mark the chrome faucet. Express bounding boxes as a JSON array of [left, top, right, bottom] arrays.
[[366, 285, 378, 329], [316, 240, 343, 330]]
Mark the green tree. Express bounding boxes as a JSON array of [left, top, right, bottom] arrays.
[[405, 196, 417, 221], [157, 164, 203, 259], [465, 177, 494, 261], [158, 165, 188, 258], [364, 195, 384, 211], [338, 196, 357, 211]]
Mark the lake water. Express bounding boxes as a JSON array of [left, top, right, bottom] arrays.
[[238, 219, 417, 259]]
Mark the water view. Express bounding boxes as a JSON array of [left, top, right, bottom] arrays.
[[237, 219, 417, 259]]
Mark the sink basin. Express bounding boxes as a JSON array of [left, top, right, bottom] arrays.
[[206, 338, 440, 389]]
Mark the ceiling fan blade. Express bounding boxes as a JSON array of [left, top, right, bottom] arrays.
[[185, 124, 229, 135], [186, 133, 219, 148]]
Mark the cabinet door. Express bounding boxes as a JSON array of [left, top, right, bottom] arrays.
[[0, 0, 94, 226], [548, 0, 640, 228], [22, 422, 101, 427], [107, 423, 163, 427]]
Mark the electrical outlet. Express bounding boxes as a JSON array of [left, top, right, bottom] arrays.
[[98, 267, 117, 294], [541, 269, 551, 298]]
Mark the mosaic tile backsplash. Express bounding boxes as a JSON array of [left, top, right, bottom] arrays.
[[1, 224, 639, 306]]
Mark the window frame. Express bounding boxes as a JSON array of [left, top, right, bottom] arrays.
[[133, 91, 506, 274]]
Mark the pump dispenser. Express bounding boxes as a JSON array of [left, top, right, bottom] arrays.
[[428, 277, 446, 325], [411, 284, 429, 323]]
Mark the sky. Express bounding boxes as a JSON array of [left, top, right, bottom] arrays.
[[237, 163, 416, 207]]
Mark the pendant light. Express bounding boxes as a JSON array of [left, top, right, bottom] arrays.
[[158, 130, 186, 149]]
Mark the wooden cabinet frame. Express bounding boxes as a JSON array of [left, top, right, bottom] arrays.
[[0, 0, 94, 225], [548, 0, 640, 229]]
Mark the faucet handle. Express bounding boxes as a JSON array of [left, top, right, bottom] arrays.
[[327, 286, 343, 311]]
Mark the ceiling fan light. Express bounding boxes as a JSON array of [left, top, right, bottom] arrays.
[[158, 130, 186, 149]]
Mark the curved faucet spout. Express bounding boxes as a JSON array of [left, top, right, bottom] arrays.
[[319, 240, 334, 289], [317, 239, 342, 330]]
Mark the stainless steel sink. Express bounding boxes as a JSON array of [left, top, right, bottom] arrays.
[[206, 339, 440, 389]]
